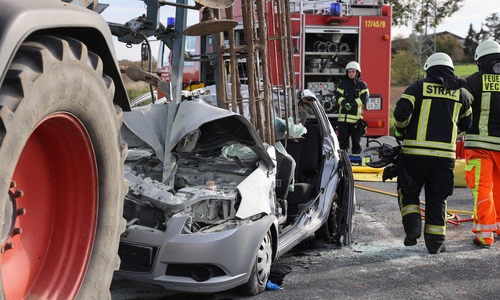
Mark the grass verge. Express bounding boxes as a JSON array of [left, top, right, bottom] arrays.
[[455, 64, 477, 78]]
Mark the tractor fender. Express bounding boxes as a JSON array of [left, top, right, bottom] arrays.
[[0, 0, 130, 111]]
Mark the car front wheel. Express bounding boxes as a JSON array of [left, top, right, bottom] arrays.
[[237, 229, 273, 296]]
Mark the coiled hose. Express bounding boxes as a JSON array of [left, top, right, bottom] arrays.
[[354, 183, 473, 225]]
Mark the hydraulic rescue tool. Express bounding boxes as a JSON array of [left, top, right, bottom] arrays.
[[361, 143, 418, 194]]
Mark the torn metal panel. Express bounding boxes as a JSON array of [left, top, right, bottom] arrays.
[[170, 101, 274, 169], [123, 104, 169, 161], [235, 162, 274, 219]]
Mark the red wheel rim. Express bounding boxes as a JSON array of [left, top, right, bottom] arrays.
[[2, 113, 98, 299]]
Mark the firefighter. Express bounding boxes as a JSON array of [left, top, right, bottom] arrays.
[[334, 61, 369, 154], [393, 52, 472, 254], [463, 40, 500, 249]]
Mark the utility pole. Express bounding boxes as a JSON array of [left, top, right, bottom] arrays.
[[410, 0, 436, 79]]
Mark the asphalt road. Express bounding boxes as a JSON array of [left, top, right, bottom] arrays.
[[111, 178, 500, 300]]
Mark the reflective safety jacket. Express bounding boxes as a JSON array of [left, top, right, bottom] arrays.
[[464, 71, 500, 150], [394, 77, 472, 159], [335, 77, 369, 124]]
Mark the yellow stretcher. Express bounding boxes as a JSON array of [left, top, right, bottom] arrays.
[[352, 159, 467, 187]]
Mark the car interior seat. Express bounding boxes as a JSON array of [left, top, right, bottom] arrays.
[[285, 122, 321, 221]]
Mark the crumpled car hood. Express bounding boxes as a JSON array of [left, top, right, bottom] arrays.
[[170, 101, 273, 168], [124, 101, 274, 169]]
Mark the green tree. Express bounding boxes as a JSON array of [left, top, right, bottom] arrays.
[[391, 50, 420, 85], [463, 24, 477, 63], [475, 25, 488, 43], [485, 13, 500, 40], [387, 0, 465, 34], [392, 34, 411, 53], [462, 13, 500, 63], [436, 34, 465, 63]]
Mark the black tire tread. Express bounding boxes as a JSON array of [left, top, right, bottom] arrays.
[[0, 34, 126, 300]]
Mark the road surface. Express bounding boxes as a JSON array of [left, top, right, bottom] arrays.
[[111, 178, 500, 300]]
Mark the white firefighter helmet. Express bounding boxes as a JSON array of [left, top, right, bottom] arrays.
[[475, 40, 500, 61], [346, 61, 361, 72], [423, 52, 454, 71]]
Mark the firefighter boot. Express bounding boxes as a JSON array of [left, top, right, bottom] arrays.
[[402, 213, 422, 246], [404, 229, 421, 246], [424, 234, 446, 254], [472, 238, 492, 249]]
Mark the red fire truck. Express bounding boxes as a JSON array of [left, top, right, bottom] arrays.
[[157, 0, 392, 137], [285, 0, 392, 137]]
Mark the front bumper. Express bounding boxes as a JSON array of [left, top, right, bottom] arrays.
[[115, 213, 275, 293]]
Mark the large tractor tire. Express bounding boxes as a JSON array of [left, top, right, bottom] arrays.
[[0, 34, 127, 299]]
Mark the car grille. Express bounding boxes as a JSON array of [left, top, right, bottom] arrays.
[[166, 264, 226, 282], [118, 242, 158, 273]]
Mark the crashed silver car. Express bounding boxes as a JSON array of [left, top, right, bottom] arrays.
[[115, 90, 355, 295]]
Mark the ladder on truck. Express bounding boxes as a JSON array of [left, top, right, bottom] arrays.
[[210, 0, 300, 144], [211, 0, 275, 144], [266, 0, 299, 128], [289, 0, 305, 93]]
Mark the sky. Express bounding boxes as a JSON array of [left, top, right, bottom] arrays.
[[100, 0, 199, 62], [392, 0, 494, 38], [100, 0, 495, 61]]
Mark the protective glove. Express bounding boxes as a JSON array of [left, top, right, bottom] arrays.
[[395, 130, 404, 142], [266, 280, 281, 290], [382, 164, 398, 182], [355, 118, 368, 136]]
